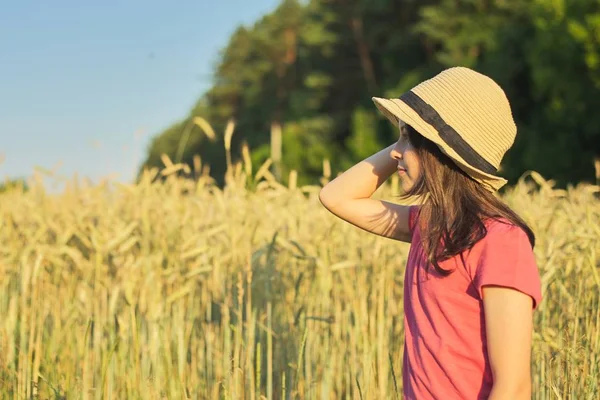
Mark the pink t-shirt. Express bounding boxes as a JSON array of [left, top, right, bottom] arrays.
[[403, 206, 542, 399]]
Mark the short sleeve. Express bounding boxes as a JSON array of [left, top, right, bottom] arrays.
[[474, 223, 542, 309], [407, 206, 420, 237]]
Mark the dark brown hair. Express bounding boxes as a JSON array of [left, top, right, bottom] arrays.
[[400, 124, 535, 276]]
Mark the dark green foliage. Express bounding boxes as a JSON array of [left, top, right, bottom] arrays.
[[0, 178, 28, 193], [140, 0, 600, 189]]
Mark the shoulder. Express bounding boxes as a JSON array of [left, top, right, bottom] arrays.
[[466, 218, 534, 273], [465, 217, 536, 276], [471, 218, 542, 308], [480, 218, 532, 250]]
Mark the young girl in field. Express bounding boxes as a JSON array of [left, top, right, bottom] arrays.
[[319, 67, 542, 400]]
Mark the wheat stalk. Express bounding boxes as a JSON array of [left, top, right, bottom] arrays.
[[0, 164, 598, 399]]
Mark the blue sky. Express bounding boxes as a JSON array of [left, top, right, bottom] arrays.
[[0, 0, 280, 188]]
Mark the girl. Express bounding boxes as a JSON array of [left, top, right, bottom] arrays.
[[319, 67, 542, 400]]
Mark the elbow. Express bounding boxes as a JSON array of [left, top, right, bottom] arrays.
[[319, 186, 344, 212], [519, 380, 532, 398], [318, 187, 334, 209], [490, 379, 531, 400], [514, 381, 531, 399]]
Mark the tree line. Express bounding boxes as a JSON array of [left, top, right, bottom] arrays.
[[141, 0, 600, 190]]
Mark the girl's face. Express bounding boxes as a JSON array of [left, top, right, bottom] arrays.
[[390, 122, 421, 192]]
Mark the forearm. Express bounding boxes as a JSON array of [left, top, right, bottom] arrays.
[[319, 143, 397, 206]]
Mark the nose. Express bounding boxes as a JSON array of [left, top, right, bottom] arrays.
[[390, 145, 402, 161]]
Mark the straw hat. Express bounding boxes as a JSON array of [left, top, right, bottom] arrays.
[[372, 66, 517, 192]]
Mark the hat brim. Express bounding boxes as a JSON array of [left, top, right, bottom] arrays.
[[372, 96, 507, 192]]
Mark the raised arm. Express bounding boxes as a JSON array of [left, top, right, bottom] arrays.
[[318, 143, 413, 243]]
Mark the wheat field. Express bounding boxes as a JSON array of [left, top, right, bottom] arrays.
[[1, 155, 599, 399]]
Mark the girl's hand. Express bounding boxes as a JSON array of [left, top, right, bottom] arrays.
[[319, 143, 414, 242]]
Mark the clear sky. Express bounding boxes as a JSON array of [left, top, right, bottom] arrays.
[[0, 0, 280, 189]]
